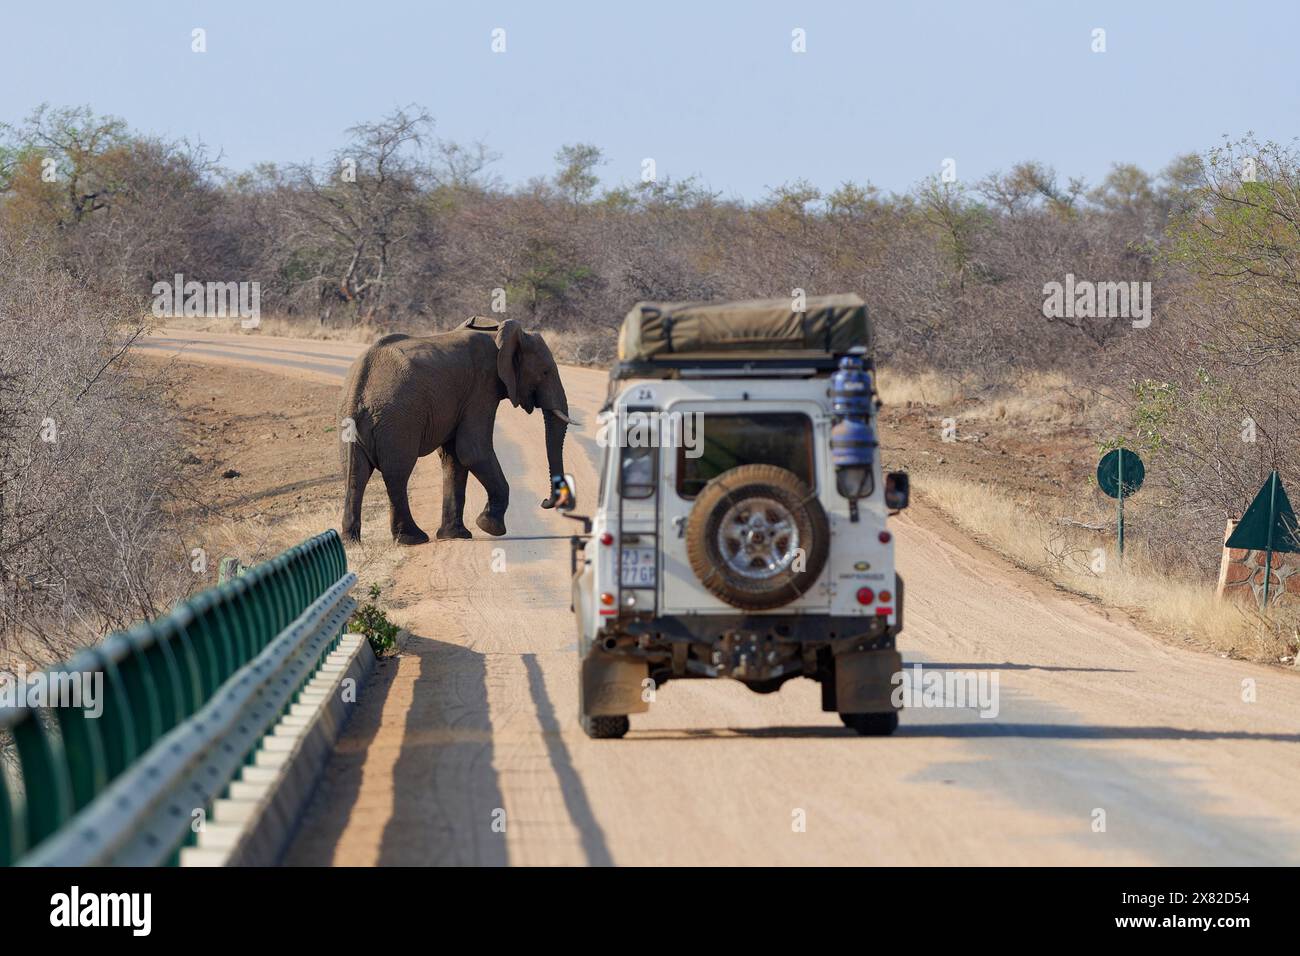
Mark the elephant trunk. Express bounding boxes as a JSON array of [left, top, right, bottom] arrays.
[[537, 374, 570, 509], [543, 405, 567, 481]]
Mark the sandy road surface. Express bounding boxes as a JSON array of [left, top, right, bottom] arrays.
[[143, 328, 1300, 866]]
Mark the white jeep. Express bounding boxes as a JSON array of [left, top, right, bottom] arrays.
[[566, 295, 909, 738]]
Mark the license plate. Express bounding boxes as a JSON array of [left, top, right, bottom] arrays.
[[620, 547, 656, 587]]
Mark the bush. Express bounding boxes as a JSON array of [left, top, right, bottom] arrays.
[[348, 583, 399, 657], [0, 238, 189, 666]]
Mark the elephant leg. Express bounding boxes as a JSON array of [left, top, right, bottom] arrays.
[[465, 452, 510, 537], [382, 460, 429, 546], [436, 445, 473, 540]]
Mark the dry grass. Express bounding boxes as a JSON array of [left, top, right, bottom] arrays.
[[878, 368, 1101, 426], [958, 371, 1097, 427], [877, 370, 965, 408], [194, 479, 406, 601], [917, 472, 1296, 662]]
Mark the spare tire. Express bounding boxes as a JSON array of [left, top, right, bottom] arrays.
[[685, 464, 829, 610]]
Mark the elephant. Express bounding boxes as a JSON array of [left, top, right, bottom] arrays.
[[339, 315, 571, 544]]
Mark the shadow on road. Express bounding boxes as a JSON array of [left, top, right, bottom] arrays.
[[627, 724, 1300, 742], [898, 723, 1300, 741], [376, 633, 510, 865], [522, 653, 614, 866], [902, 661, 1132, 673], [178, 473, 340, 516], [281, 650, 403, 865], [283, 631, 509, 865]]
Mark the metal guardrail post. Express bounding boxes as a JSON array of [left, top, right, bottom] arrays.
[[0, 757, 22, 865], [12, 711, 74, 849]]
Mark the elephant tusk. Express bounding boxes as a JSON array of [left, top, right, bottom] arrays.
[[549, 409, 580, 427]]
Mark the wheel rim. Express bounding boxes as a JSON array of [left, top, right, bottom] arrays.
[[717, 496, 800, 580]]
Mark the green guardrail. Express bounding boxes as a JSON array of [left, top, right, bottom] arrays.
[[0, 529, 349, 866]]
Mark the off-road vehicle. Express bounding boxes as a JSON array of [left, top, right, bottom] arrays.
[[567, 295, 909, 738]]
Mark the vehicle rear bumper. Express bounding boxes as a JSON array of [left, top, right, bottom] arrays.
[[618, 610, 899, 647]]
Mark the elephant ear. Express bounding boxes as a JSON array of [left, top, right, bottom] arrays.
[[495, 319, 523, 407]]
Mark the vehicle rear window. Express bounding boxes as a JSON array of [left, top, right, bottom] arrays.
[[677, 413, 814, 498]]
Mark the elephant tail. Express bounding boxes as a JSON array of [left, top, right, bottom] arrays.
[[341, 435, 374, 543]]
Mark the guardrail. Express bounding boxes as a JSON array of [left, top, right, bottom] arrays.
[[0, 530, 356, 866]]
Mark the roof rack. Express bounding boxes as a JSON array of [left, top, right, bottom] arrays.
[[612, 356, 840, 381], [611, 294, 871, 382]]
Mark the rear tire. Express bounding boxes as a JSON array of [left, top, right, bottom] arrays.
[[686, 464, 830, 610], [840, 712, 899, 736], [581, 714, 630, 739]]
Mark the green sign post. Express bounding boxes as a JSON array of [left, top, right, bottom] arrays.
[[1097, 448, 1145, 560], [1225, 471, 1300, 610]]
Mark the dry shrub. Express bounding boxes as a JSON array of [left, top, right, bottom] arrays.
[[541, 325, 616, 367], [0, 240, 189, 666]]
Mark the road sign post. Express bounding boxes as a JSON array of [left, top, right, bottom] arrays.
[[1097, 448, 1145, 563], [1226, 471, 1300, 611], [1264, 476, 1276, 608], [1118, 449, 1125, 558]]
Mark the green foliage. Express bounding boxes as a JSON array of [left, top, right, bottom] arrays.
[[1129, 379, 1178, 454], [348, 582, 399, 657], [508, 236, 596, 319], [826, 181, 881, 219], [918, 179, 989, 281], [553, 143, 603, 203]]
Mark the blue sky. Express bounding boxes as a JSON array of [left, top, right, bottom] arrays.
[[2, 0, 1295, 199]]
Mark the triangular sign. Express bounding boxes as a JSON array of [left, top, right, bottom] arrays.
[[1226, 471, 1300, 553]]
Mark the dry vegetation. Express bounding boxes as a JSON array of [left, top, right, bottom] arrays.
[[2, 102, 1298, 665], [0, 244, 195, 667]]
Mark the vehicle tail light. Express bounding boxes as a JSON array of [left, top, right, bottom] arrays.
[[600, 592, 615, 606], [599, 532, 614, 546], [856, 587, 874, 604], [879, 531, 892, 543], [878, 589, 892, 603]]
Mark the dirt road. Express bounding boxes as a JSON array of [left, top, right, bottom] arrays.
[[142, 327, 1300, 866]]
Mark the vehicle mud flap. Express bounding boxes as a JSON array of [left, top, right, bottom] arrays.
[[581, 654, 651, 716], [834, 649, 903, 714], [892, 573, 905, 633]]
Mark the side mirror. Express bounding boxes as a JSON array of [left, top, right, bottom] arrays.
[[542, 473, 578, 511], [884, 471, 910, 511], [553, 474, 592, 532]]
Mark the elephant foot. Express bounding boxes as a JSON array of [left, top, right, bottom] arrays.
[[342, 526, 361, 543], [476, 513, 507, 537], [393, 527, 430, 546], [436, 523, 474, 540]]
